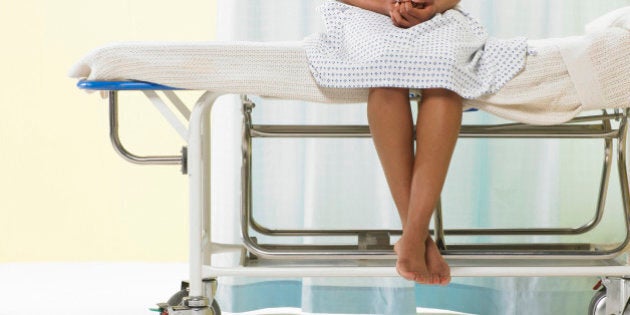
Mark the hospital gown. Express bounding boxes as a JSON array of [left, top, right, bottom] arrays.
[[304, 1, 528, 99]]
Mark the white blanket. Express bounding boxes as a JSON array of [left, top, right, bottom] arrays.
[[68, 8, 629, 125]]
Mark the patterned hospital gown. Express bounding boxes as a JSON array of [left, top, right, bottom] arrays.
[[304, 1, 528, 99]]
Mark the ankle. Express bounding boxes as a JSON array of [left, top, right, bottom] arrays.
[[401, 226, 429, 240]]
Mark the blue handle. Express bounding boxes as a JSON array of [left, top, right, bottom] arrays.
[[77, 80, 181, 91]]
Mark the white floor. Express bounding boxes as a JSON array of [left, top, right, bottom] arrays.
[[0, 262, 467, 315], [0, 262, 188, 315]]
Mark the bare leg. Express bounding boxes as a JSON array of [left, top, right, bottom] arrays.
[[368, 88, 461, 285], [367, 87, 415, 223], [396, 88, 462, 285]]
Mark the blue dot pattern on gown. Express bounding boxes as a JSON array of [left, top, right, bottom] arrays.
[[304, 1, 529, 99]]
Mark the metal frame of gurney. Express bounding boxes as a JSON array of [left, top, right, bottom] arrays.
[[78, 79, 630, 315]]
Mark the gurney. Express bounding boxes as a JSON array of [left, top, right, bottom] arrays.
[[69, 7, 630, 315]]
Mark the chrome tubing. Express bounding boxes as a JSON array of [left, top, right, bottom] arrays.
[[615, 109, 630, 253], [108, 91, 183, 166], [249, 216, 402, 237], [242, 241, 624, 260], [240, 104, 630, 259], [251, 124, 619, 139], [434, 199, 446, 249], [245, 114, 616, 237], [241, 98, 255, 252], [573, 113, 614, 235]]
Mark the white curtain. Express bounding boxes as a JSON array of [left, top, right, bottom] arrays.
[[211, 1, 630, 314]]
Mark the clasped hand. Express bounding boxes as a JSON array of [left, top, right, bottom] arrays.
[[389, 0, 437, 28]]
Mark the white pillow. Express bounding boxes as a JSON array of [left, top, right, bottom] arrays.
[[585, 6, 630, 33]]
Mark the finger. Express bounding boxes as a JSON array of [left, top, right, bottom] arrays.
[[406, 5, 436, 23], [390, 4, 410, 28], [398, 1, 418, 27], [399, 2, 423, 26], [390, 10, 404, 28], [411, 0, 434, 8], [395, 2, 410, 21], [400, 2, 418, 20], [402, 1, 413, 14]]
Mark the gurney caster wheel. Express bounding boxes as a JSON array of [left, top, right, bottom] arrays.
[[588, 288, 630, 315], [167, 282, 221, 315], [589, 289, 607, 315]]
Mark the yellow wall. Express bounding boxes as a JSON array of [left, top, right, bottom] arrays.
[[0, 1, 216, 262]]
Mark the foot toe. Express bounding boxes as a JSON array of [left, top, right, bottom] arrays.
[[434, 275, 442, 285], [439, 275, 451, 286], [414, 273, 432, 284]]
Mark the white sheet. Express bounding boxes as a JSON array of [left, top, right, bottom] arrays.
[[68, 24, 629, 125]]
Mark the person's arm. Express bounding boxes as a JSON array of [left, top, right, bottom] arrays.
[[340, 0, 393, 16]]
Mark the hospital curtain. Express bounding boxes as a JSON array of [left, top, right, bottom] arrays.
[[211, 1, 630, 314]]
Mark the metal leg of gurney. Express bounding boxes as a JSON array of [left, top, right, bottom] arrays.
[[104, 88, 223, 315], [570, 113, 630, 315], [594, 112, 630, 315], [179, 91, 224, 315]]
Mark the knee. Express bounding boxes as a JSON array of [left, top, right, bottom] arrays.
[[368, 88, 409, 110]]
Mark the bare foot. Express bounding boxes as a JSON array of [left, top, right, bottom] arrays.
[[425, 236, 451, 286], [394, 231, 432, 284]]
